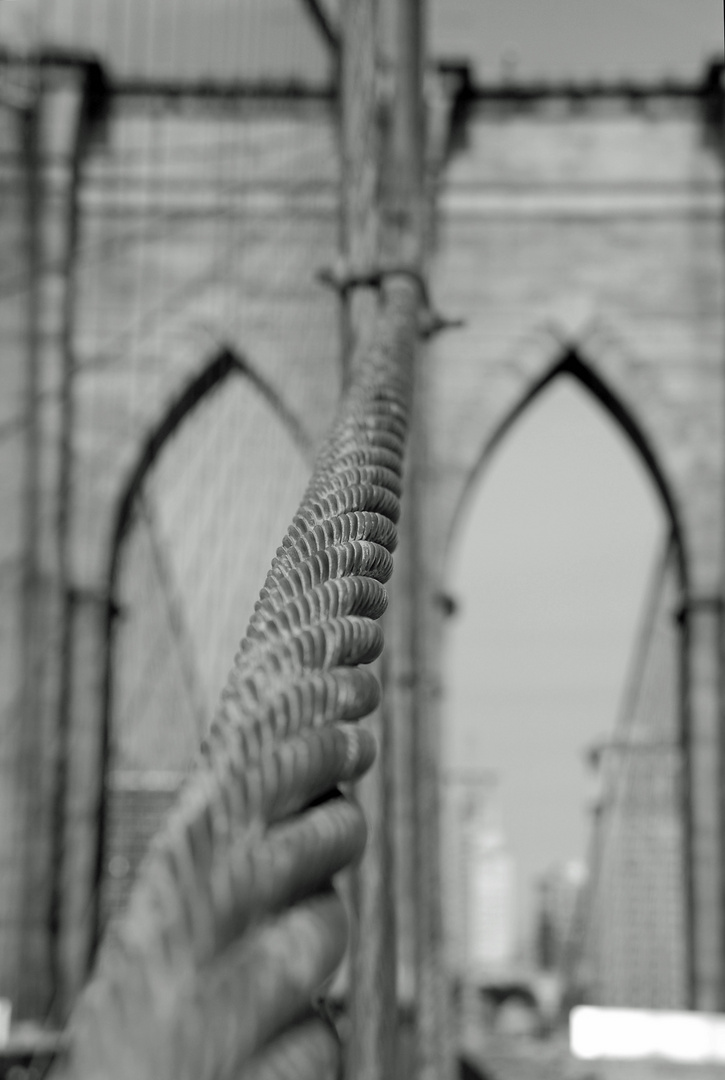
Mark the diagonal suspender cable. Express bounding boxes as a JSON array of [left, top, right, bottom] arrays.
[[52, 272, 421, 1080]]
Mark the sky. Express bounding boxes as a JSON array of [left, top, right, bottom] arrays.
[[6, 1, 721, 84], [429, 0, 722, 82]]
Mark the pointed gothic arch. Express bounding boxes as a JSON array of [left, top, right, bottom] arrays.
[[448, 343, 688, 597], [89, 346, 311, 964], [442, 339, 694, 1004]]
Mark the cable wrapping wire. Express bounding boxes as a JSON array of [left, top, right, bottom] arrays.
[[53, 273, 420, 1080]]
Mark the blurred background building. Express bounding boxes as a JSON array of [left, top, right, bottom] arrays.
[[443, 774, 517, 984]]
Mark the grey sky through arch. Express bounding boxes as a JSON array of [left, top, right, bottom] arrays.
[[443, 378, 663, 941]]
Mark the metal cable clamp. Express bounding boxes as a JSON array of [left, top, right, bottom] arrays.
[[317, 260, 465, 339]]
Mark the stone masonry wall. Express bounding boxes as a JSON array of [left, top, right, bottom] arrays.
[[414, 89, 725, 1009]]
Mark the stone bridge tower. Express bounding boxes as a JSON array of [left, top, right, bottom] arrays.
[[403, 68, 725, 1014], [3, 57, 725, 1030]]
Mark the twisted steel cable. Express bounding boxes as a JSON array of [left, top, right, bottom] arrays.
[[53, 274, 421, 1080]]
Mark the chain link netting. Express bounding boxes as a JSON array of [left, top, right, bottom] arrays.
[[574, 539, 688, 1009]]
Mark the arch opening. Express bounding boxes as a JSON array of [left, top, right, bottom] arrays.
[[441, 351, 690, 1025], [451, 348, 687, 585], [90, 347, 311, 959]]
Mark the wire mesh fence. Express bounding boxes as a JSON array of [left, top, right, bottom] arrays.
[[98, 354, 313, 933], [574, 538, 688, 1009]]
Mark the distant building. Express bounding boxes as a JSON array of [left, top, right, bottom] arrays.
[[468, 818, 517, 977], [443, 774, 517, 982], [534, 860, 587, 973]]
